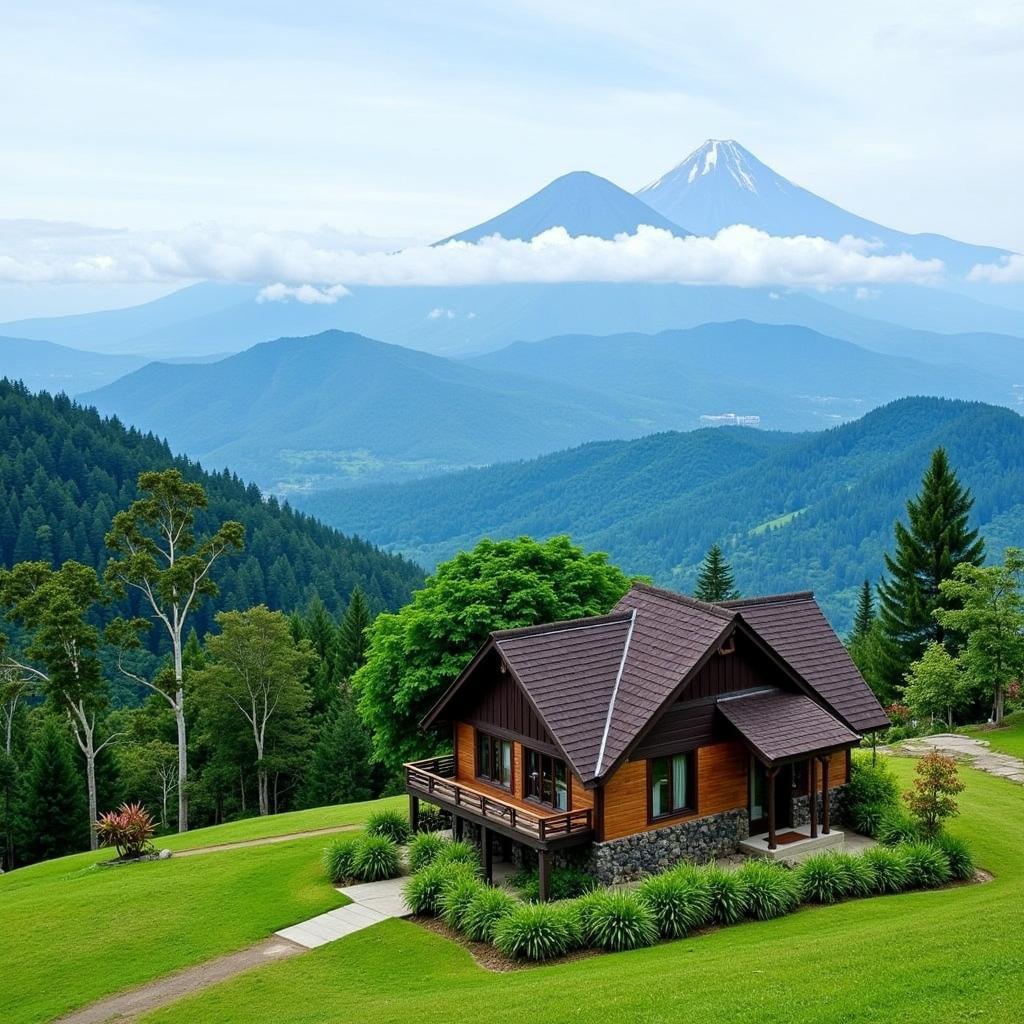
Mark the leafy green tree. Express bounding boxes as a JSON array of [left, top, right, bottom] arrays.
[[104, 470, 245, 832], [877, 448, 984, 685], [22, 719, 89, 862], [0, 561, 114, 848], [693, 543, 739, 602], [300, 689, 375, 807], [903, 642, 972, 729], [354, 536, 635, 773], [336, 587, 372, 681], [193, 606, 313, 816], [934, 549, 1024, 725]]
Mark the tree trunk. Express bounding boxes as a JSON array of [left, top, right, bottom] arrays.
[[258, 765, 269, 816], [85, 752, 98, 851], [174, 694, 188, 832], [994, 683, 1005, 726]]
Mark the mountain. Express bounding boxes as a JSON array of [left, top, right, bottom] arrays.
[[637, 139, 1014, 275], [81, 330, 656, 492], [299, 397, 1024, 632], [0, 379, 423, 644], [470, 321, 1018, 428], [439, 170, 688, 243], [0, 335, 148, 394]]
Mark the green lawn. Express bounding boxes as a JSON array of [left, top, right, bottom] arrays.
[[143, 759, 1024, 1024], [963, 710, 1024, 759], [0, 796, 400, 1024]]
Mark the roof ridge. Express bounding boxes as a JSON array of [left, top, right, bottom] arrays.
[[492, 611, 633, 641], [719, 591, 815, 608], [595, 608, 637, 777], [623, 581, 735, 620]]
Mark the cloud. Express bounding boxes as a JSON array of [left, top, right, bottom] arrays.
[[968, 254, 1024, 283], [0, 220, 947, 291], [257, 283, 350, 304], [427, 307, 456, 319]]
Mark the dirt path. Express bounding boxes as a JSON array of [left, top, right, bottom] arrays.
[[173, 823, 359, 857], [891, 733, 1024, 784], [53, 937, 304, 1024]]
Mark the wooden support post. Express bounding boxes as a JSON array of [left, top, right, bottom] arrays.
[[808, 756, 818, 838], [482, 826, 493, 884], [409, 794, 419, 834], [767, 765, 778, 851], [821, 756, 831, 835], [538, 849, 550, 902], [454, 815, 464, 841]]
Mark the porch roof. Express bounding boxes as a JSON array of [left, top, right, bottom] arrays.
[[717, 688, 859, 765]]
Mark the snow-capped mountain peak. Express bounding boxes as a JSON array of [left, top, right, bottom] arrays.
[[640, 140, 770, 200]]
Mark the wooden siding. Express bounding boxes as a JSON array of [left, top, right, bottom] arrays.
[[811, 750, 847, 789], [683, 631, 782, 701], [602, 740, 749, 841], [571, 776, 594, 811]]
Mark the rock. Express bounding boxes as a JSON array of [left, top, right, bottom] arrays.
[[159, 849, 172, 860]]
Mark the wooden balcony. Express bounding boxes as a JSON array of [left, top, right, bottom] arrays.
[[404, 755, 592, 849]]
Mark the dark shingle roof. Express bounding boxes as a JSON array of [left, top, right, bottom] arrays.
[[717, 689, 860, 764], [724, 594, 890, 732]]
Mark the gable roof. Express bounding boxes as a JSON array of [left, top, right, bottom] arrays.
[[717, 689, 860, 765], [721, 593, 890, 732], [423, 583, 887, 786]]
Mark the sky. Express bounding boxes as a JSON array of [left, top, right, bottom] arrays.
[[1, 1, 1022, 318]]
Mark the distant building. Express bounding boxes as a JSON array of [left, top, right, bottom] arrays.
[[699, 413, 761, 427]]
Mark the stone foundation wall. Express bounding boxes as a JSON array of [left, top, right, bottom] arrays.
[[791, 784, 849, 829], [586, 808, 750, 885]]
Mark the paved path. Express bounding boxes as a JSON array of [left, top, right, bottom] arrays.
[[173, 823, 359, 858], [893, 732, 1024, 784], [276, 876, 410, 948]]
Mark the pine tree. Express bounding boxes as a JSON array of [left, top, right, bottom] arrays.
[[336, 587, 372, 681], [693, 543, 739, 602], [849, 580, 875, 644], [22, 720, 89, 863], [299, 690, 374, 807], [877, 448, 985, 685]]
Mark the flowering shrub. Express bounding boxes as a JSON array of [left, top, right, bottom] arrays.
[[94, 802, 157, 859], [905, 752, 965, 838]]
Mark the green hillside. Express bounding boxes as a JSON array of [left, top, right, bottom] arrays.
[[301, 397, 1024, 632]]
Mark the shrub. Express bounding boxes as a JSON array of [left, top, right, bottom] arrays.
[[517, 866, 599, 902], [905, 752, 965, 838], [434, 839, 479, 867], [408, 832, 448, 872], [862, 846, 911, 894], [365, 809, 411, 844], [571, 887, 612, 936], [832, 852, 875, 898], [462, 886, 519, 942], [417, 802, 450, 832], [877, 809, 921, 846], [796, 853, 849, 904], [493, 901, 581, 961], [323, 837, 359, 883], [901, 841, 953, 889], [846, 754, 900, 836], [94, 802, 157, 860], [934, 832, 975, 881], [735, 860, 801, 920], [351, 834, 401, 881], [439, 875, 487, 931], [582, 890, 659, 952], [703, 865, 747, 925], [852, 801, 889, 839], [403, 861, 478, 916], [637, 866, 713, 938]]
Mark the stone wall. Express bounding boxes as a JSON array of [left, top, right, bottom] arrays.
[[586, 807, 750, 885], [791, 784, 849, 829]]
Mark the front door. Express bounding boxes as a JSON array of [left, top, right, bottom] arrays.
[[749, 758, 792, 834]]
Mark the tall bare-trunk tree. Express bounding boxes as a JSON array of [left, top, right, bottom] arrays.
[[105, 470, 244, 833]]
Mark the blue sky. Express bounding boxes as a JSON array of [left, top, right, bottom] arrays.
[[1, 1, 1022, 317]]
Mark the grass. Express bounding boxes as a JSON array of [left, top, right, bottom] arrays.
[[0, 796, 401, 1023], [140, 759, 1024, 1024], [962, 710, 1024, 760]]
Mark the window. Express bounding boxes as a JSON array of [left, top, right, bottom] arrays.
[[476, 731, 512, 789], [524, 748, 569, 810], [649, 751, 696, 820]]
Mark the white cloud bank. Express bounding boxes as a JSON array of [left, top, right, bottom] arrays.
[[968, 253, 1024, 283], [0, 221, 947, 292]]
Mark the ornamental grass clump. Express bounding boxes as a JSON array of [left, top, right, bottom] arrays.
[[365, 809, 411, 844], [832, 852, 875, 898], [323, 837, 359, 883], [408, 832, 448, 872], [862, 846, 911, 894], [350, 834, 401, 881], [735, 860, 801, 920], [796, 853, 849, 904], [517, 866, 598, 902], [934, 832, 974, 881], [403, 861, 478, 916], [703, 864, 747, 925], [901, 841, 953, 889], [462, 886, 519, 942], [637, 866, 713, 938], [439, 875, 487, 931], [493, 901, 581, 962], [582, 890, 659, 952], [877, 810, 921, 847], [434, 839, 478, 867]]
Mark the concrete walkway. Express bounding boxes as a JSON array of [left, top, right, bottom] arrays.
[[893, 732, 1024, 784], [276, 875, 410, 948]]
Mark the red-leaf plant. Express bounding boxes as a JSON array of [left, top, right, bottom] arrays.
[[95, 802, 158, 860]]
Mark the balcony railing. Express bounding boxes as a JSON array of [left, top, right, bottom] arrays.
[[404, 756, 592, 843]]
